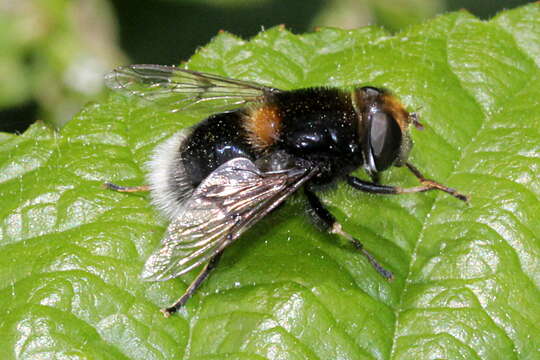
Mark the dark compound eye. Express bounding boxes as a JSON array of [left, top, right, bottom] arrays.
[[369, 112, 402, 171]]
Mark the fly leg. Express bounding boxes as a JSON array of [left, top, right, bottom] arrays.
[[404, 162, 469, 201], [347, 164, 469, 202], [104, 181, 221, 316], [103, 182, 150, 193], [304, 187, 393, 280], [161, 252, 223, 317]]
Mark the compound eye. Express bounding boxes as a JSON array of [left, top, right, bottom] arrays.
[[369, 112, 402, 171]]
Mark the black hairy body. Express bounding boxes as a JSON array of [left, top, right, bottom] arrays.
[[181, 87, 364, 190]]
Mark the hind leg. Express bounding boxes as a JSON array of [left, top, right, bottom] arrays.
[[103, 182, 150, 193]]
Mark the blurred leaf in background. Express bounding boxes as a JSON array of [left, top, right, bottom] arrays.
[[313, 0, 445, 32], [0, 0, 534, 133], [0, 0, 125, 131]]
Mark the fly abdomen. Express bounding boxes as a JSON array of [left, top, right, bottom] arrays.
[[181, 110, 258, 187]]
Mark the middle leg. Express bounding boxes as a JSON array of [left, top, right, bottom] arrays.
[[304, 187, 394, 280]]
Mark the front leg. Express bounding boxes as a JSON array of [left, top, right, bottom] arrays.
[[404, 162, 469, 201], [304, 187, 393, 280], [347, 163, 469, 202]]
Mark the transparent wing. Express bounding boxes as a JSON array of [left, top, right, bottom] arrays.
[[105, 64, 281, 112], [141, 158, 317, 281]]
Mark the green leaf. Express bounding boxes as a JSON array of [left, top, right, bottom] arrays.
[[1, 4, 539, 359]]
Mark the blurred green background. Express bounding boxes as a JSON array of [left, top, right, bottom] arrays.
[[0, 0, 534, 133]]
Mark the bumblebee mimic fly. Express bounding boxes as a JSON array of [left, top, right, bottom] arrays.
[[104, 64, 468, 317]]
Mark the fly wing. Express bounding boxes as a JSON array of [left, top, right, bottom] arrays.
[[105, 64, 281, 112], [141, 158, 317, 281]]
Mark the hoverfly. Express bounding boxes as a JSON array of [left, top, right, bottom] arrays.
[[104, 64, 468, 316]]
